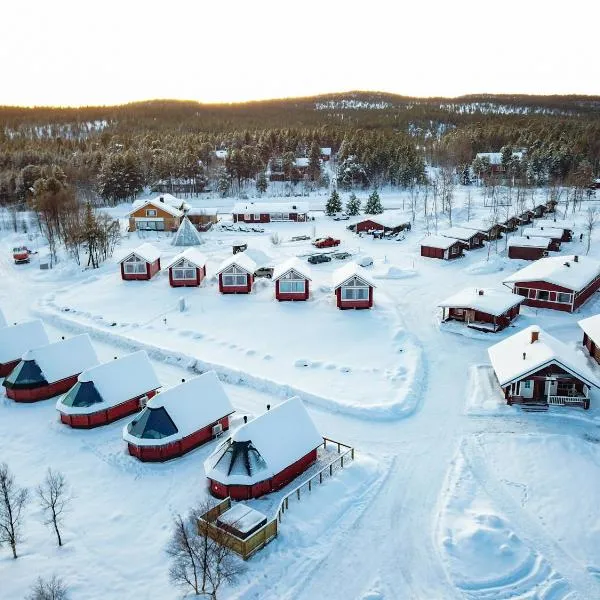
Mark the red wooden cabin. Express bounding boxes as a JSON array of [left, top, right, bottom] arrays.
[[273, 258, 311, 301], [332, 263, 375, 309], [441, 227, 486, 250], [123, 371, 234, 462], [521, 227, 562, 251], [507, 236, 551, 260], [533, 219, 574, 242], [167, 248, 207, 288], [421, 235, 467, 260], [3, 334, 99, 402], [216, 254, 257, 294], [0, 319, 49, 378], [579, 315, 600, 365], [118, 243, 161, 281], [56, 351, 161, 428], [503, 255, 600, 313], [206, 397, 322, 500], [232, 202, 309, 223]]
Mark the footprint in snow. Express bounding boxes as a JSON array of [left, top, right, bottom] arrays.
[[324, 363, 337, 370], [245, 349, 257, 356], [294, 359, 311, 368], [262, 354, 272, 360]]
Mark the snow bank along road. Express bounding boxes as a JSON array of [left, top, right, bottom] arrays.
[[2, 226, 600, 600]]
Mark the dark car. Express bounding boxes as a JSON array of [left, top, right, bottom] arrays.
[[254, 267, 274, 279], [333, 252, 351, 260], [307, 254, 332, 264]]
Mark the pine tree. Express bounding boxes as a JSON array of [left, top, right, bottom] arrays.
[[325, 189, 342, 215], [256, 172, 268, 195], [308, 141, 321, 181], [365, 189, 383, 214], [346, 193, 361, 215]]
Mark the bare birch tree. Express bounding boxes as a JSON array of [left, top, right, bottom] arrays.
[[27, 575, 69, 600], [0, 462, 28, 559], [585, 207, 598, 255], [37, 469, 72, 547]]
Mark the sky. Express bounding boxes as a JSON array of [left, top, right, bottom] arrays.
[[2, 0, 599, 107]]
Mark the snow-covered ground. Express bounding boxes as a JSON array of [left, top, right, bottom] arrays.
[[2, 186, 600, 599]]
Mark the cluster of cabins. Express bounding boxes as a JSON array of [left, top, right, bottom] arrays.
[[118, 244, 377, 310]]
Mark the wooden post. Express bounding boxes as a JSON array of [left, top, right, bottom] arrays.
[[337, 442, 340, 453], [319, 472, 323, 484], [341, 455, 344, 468], [329, 464, 333, 476], [308, 479, 312, 492], [323, 438, 327, 449], [285, 498, 288, 509], [351, 448, 355, 460], [297, 488, 300, 500]]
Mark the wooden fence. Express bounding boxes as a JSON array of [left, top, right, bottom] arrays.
[[196, 437, 355, 560]]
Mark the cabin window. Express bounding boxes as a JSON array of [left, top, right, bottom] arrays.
[[61, 381, 103, 407], [127, 406, 178, 439], [254, 214, 261, 220], [146, 209, 157, 217], [172, 268, 196, 280], [516, 287, 528, 297], [136, 220, 164, 231], [557, 292, 572, 304], [3, 359, 47, 389], [222, 274, 247, 286], [450, 245, 459, 255], [123, 257, 147, 274], [342, 287, 369, 301], [279, 280, 305, 293], [537, 290, 550, 301], [454, 308, 464, 315]]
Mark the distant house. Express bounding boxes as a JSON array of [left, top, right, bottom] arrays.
[[56, 351, 161, 429], [475, 151, 524, 175], [205, 397, 322, 500], [332, 263, 375, 310], [533, 219, 574, 242], [501, 216, 521, 233], [3, 334, 99, 402], [232, 202, 309, 223], [123, 371, 234, 462], [127, 197, 184, 232], [439, 288, 524, 332], [458, 220, 503, 241], [503, 255, 600, 313], [441, 227, 485, 249], [420, 235, 467, 260], [118, 243, 161, 281], [0, 320, 49, 377], [272, 258, 311, 301], [320, 147, 332, 161], [216, 254, 257, 294], [350, 216, 411, 236], [186, 208, 218, 231], [517, 210, 535, 225], [579, 314, 600, 365], [488, 326, 599, 410], [166, 248, 207, 287], [507, 236, 551, 260], [521, 227, 562, 251]]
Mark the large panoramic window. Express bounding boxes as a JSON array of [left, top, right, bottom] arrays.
[[61, 381, 104, 407], [557, 292, 572, 304], [279, 280, 305, 293], [3, 360, 47, 389], [172, 268, 196, 280], [342, 287, 369, 301], [127, 406, 178, 439], [123, 256, 147, 274], [223, 274, 247, 286]]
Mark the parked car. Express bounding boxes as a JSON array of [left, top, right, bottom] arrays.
[[312, 237, 340, 249], [290, 235, 311, 242], [357, 255, 374, 267], [333, 252, 351, 260], [254, 266, 274, 279], [332, 213, 350, 221], [307, 254, 332, 264], [250, 226, 265, 233]]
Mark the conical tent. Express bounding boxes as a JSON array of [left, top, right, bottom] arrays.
[[172, 217, 204, 246]]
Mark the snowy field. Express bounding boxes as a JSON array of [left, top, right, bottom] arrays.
[[2, 186, 600, 599]]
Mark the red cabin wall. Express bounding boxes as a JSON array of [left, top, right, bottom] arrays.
[[275, 279, 310, 301], [0, 359, 20, 378], [356, 219, 383, 233], [218, 273, 252, 294], [421, 246, 444, 259], [335, 287, 373, 310], [7, 374, 80, 403], [574, 276, 600, 310], [508, 246, 547, 261], [121, 259, 160, 281], [169, 267, 203, 287], [513, 280, 575, 312]]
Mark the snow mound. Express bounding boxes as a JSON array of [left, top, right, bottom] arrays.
[[372, 265, 417, 280], [243, 247, 273, 267], [465, 253, 507, 275]]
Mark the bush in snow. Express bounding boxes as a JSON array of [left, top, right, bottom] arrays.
[[270, 232, 281, 245], [27, 575, 69, 600]]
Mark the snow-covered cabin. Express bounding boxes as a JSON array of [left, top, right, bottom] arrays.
[[350, 215, 411, 236], [216, 253, 257, 294], [458, 220, 503, 241], [186, 207, 218, 231], [475, 151, 524, 174], [172, 216, 204, 247], [118, 243, 161, 281], [578, 314, 600, 365], [332, 263, 375, 309], [123, 370, 234, 462], [501, 215, 521, 233], [216, 503, 268, 539], [507, 236, 552, 261], [441, 227, 485, 250], [166, 248, 207, 287], [3, 334, 99, 402], [214, 149, 228, 160], [205, 397, 322, 500], [533, 219, 574, 242], [232, 202, 309, 223], [127, 197, 184, 232], [439, 288, 524, 332], [488, 326, 599, 410], [0, 308, 6, 329], [521, 227, 563, 251], [0, 320, 49, 377], [56, 351, 161, 428], [503, 255, 600, 313], [420, 235, 467, 260], [272, 258, 311, 301]]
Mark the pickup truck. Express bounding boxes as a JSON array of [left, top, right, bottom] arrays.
[[12, 246, 31, 264], [312, 237, 340, 249]]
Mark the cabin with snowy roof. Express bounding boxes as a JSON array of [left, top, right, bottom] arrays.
[[441, 227, 485, 250], [0, 320, 49, 377], [332, 263, 375, 309], [350, 216, 411, 236], [205, 397, 322, 500], [118, 243, 161, 281], [127, 197, 184, 232], [186, 208, 218, 231], [3, 334, 99, 402], [420, 235, 467, 260], [123, 371, 234, 462], [272, 258, 311, 301], [56, 351, 161, 428], [216, 254, 257, 294], [518, 210, 535, 225], [503, 255, 600, 313], [232, 202, 309, 223], [167, 248, 207, 287], [507, 236, 552, 260], [488, 326, 599, 410], [459, 220, 503, 241], [533, 219, 574, 242], [521, 227, 562, 251], [439, 288, 524, 332], [578, 314, 600, 365]]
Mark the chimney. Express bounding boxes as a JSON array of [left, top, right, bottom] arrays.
[[114, 356, 117, 360], [243, 415, 248, 424], [181, 378, 185, 383], [526, 235, 530, 239], [159, 196, 164, 203], [523, 352, 526, 360], [574, 255, 579, 263], [531, 330, 539, 344], [478, 289, 484, 296], [266, 404, 271, 411]]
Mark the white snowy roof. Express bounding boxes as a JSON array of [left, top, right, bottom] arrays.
[[0, 309, 6, 329], [441, 227, 482, 242], [123, 371, 234, 446], [272, 258, 312, 281], [217, 503, 266, 535], [439, 288, 524, 316], [57, 351, 161, 415], [215, 150, 228, 159], [215, 253, 257, 275], [22, 334, 99, 384], [118, 243, 161, 264], [458, 219, 497, 233], [488, 325, 600, 388], [205, 397, 322, 486], [129, 198, 183, 218], [0, 320, 49, 365], [507, 236, 551, 249], [166, 248, 207, 269], [421, 235, 462, 250], [522, 227, 563, 240], [232, 201, 309, 214], [320, 147, 332, 156], [579, 314, 600, 345], [503, 255, 600, 292], [294, 157, 310, 168], [534, 219, 574, 231], [332, 263, 376, 289], [187, 207, 218, 216]]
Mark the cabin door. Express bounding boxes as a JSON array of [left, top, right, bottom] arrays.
[[465, 309, 475, 324]]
